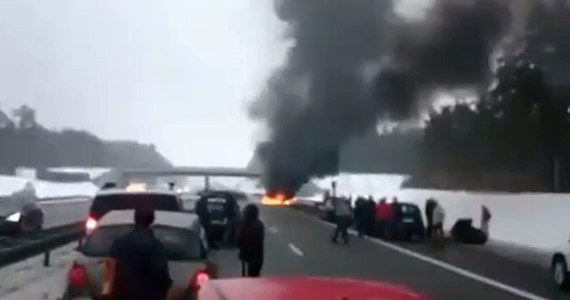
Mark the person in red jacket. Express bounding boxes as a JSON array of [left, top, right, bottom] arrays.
[[375, 198, 392, 237]]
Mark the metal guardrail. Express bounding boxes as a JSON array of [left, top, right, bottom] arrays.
[[0, 195, 89, 269], [0, 222, 83, 269]]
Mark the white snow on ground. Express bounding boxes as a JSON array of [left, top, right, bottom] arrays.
[[0, 175, 97, 199], [310, 173, 569, 251], [0, 243, 76, 300]]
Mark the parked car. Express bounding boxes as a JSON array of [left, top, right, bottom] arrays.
[[62, 210, 215, 299], [550, 240, 570, 290]]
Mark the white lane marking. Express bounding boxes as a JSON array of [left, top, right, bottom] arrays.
[[268, 226, 278, 233], [288, 243, 304, 256], [292, 209, 549, 300]]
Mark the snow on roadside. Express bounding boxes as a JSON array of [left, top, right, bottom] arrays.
[[0, 242, 77, 300], [0, 175, 97, 199]]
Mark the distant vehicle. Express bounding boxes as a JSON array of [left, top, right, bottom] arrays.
[[550, 241, 570, 290], [0, 183, 44, 234], [198, 189, 249, 202], [196, 276, 431, 300], [85, 189, 183, 234], [62, 210, 215, 300]]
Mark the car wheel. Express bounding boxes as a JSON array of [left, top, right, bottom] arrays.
[[552, 256, 570, 289]]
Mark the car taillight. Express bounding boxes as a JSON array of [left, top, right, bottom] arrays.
[[189, 268, 210, 290], [68, 261, 88, 288], [85, 217, 97, 231]]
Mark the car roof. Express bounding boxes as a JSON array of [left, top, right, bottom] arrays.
[[198, 276, 429, 300], [95, 189, 178, 197], [98, 209, 199, 229]]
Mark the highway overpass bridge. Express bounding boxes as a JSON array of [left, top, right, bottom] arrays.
[[93, 166, 323, 197], [94, 167, 261, 190]]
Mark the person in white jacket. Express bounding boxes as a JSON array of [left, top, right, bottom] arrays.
[[431, 200, 446, 247], [480, 205, 491, 237], [331, 197, 352, 244]]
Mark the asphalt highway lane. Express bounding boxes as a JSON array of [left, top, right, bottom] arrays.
[[212, 206, 570, 300]]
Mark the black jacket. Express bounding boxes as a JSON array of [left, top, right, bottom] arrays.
[[109, 227, 172, 300], [195, 197, 210, 224], [237, 220, 264, 264], [224, 196, 238, 220]]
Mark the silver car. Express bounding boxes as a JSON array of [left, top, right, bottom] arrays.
[[62, 210, 215, 299]]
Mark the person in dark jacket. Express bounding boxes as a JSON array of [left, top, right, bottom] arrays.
[[194, 196, 214, 248], [237, 204, 264, 277], [365, 197, 376, 236], [354, 197, 366, 237], [425, 198, 437, 238], [223, 194, 238, 246], [109, 206, 172, 300]]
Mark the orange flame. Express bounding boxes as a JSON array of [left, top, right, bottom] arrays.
[[261, 191, 296, 206]]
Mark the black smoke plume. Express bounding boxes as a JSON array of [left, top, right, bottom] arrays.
[[250, 0, 513, 193]]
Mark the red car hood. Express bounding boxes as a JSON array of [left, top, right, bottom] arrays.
[[198, 276, 431, 300]]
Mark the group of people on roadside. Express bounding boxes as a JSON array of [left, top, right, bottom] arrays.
[[326, 190, 492, 249], [326, 191, 404, 244]]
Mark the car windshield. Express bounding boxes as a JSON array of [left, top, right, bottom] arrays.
[[399, 204, 420, 217], [206, 197, 226, 211], [89, 194, 181, 219], [80, 225, 203, 260]]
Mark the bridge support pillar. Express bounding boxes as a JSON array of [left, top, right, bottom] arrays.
[[204, 176, 210, 191]]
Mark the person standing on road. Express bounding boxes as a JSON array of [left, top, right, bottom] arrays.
[[331, 196, 352, 244], [480, 204, 491, 238], [431, 200, 446, 248], [375, 198, 391, 238], [425, 198, 437, 238], [237, 204, 265, 277], [223, 194, 238, 247], [365, 197, 376, 236], [109, 206, 176, 300], [354, 197, 366, 237], [195, 196, 214, 248]]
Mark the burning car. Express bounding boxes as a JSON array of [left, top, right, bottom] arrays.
[[261, 191, 296, 206]]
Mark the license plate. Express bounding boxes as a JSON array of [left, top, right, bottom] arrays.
[[402, 218, 414, 223], [211, 220, 227, 225]]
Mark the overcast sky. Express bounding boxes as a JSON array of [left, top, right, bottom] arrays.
[[0, 0, 426, 167]]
